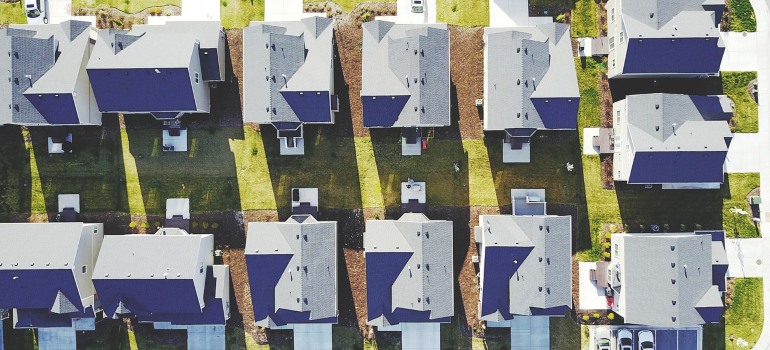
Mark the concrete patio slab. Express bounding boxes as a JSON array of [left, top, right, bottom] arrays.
[[579, 262, 610, 310], [58, 194, 80, 213], [511, 316, 550, 350], [162, 129, 188, 152], [583, 128, 601, 155], [726, 238, 764, 278], [725, 133, 761, 173]]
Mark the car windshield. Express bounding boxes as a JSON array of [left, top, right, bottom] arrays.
[[598, 339, 610, 345], [642, 341, 653, 348], [621, 339, 632, 345], [26, 8, 40, 17]]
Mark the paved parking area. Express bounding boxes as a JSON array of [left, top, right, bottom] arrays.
[[590, 326, 702, 350]]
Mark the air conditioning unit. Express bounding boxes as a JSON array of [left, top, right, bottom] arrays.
[[471, 255, 480, 264], [0, 309, 9, 320]]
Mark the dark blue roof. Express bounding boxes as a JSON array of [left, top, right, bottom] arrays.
[[137, 267, 227, 325], [689, 96, 733, 121], [479, 246, 533, 320], [0, 269, 83, 311], [245, 253, 293, 325], [362, 95, 409, 127], [26, 93, 80, 124], [628, 151, 727, 184], [282, 91, 333, 123], [87, 68, 197, 113], [365, 252, 447, 325], [93, 278, 200, 319], [624, 38, 724, 75], [696, 305, 723, 324], [199, 48, 221, 81], [531, 97, 579, 129], [13, 307, 94, 328]]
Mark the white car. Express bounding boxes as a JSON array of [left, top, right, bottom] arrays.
[[617, 329, 633, 350], [595, 328, 611, 350], [24, 0, 47, 24], [639, 330, 655, 350]]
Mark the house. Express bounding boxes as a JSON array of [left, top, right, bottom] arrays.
[[87, 21, 225, 120], [0, 21, 100, 126], [0, 223, 104, 350], [361, 20, 450, 155], [483, 23, 579, 163], [607, 0, 725, 79], [364, 212, 453, 348], [92, 228, 230, 350], [607, 231, 728, 327], [243, 16, 336, 156], [475, 189, 572, 323], [612, 93, 733, 188], [245, 214, 337, 348]]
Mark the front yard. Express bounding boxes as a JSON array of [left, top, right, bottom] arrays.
[[725, 278, 764, 348], [725, 0, 757, 32], [723, 71, 759, 133], [0, 1, 26, 25]]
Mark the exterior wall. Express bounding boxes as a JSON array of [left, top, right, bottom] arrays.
[[72, 224, 103, 311], [193, 235, 215, 310], [188, 41, 211, 114], [73, 43, 101, 125], [612, 99, 634, 182]]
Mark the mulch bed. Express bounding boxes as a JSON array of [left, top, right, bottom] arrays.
[[600, 154, 615, 190]]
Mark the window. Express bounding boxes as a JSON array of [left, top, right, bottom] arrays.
[[82, 265, 87, 274], [611, 8, 615, 23], [194, 72, 200, 84], [614, 244, 618, 257], [199, 264, 204, 274], [612, 59, 616, 68], [609, 36, 615, 50], [620, 31, 625, 43]]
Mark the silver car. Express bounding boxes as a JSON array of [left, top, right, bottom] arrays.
[[639, 330, 655, 350], [595, 327, 611, 350], [24, 0, 47, 24], [617, 329, 633, 350]]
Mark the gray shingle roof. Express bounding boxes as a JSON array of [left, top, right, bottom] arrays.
[[478, 215, 572, 319], [364, 213, 453, 326], [623, 94, 732, 152], [0, 223, 99, 272], [361, 21, 450, 127], [0, 21, 93, 125], [619, 0, 723, 39], [245, 215, 337, 327], [612, 233, 722, 327], [89, 21, 222, 70], [484, 23, 579, 130], [242, 17, 334, 124]]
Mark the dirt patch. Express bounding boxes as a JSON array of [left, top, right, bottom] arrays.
[[450, 26, 485, 140], [598, 1, 608, 37], [600, 70, 613, 126], [600, 154, 614, 190]]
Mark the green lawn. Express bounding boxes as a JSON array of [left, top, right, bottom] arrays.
[[727, 0, 756, 32], [722, 71, 759, 133], [437, 0, 489, 27], [571, 0, 598, 37], [305, 0, 394, 13], [0, 1, 26, 25], [550, 315, 582, 350], [71, 0, 180, 13], [725, 278, 764, 348], [221, 0, 264, 29]]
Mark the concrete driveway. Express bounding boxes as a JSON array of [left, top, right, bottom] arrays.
[[489, 0, 552, 27], [725, 133, 761, 173], [726, 238, 764, 278], [720, 31, 758, 71]]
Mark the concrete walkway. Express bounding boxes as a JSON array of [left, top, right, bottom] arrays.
[[725, 133, 762, 173], [749, 0, 770, 348], [720, 31, 759, 71], [726, 238, 764, 278]]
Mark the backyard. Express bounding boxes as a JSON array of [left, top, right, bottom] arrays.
[[0, 1, 26, 25]]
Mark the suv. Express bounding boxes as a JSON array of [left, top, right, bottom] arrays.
[[617, 329, 633, 350], [24, 0, 47, 24], [595, 328, 611, 350]]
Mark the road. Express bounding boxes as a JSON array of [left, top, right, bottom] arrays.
[[750, 0, 770, 348]]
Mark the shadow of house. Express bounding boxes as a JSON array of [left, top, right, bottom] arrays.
[[609, 76, 724, 102], [486, 130, 591, 253], [28, 118, 130, 220], [0, 126, 30, 218], [615, 183, 723, 233]]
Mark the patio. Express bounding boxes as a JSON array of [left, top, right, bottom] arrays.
[[578, 262, 611, 310]]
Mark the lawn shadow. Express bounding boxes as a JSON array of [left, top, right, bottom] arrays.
[[27, 116, 131, 226], [609, 76, 724, 102], [486, 130, 592, 253], [0, 125, 30, 220], [615, 182, 723, 233], [125, 113, 245, 216]]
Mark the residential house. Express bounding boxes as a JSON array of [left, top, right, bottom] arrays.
[[607, 231, 728, 327], [245, 214, 337, 348], [243, 16, 337, 156], [361, 20, 450, 155], [365, 213, 453, 348], [475, 189, 572, 323], [0, 223, 104, 350], [92, 228, 230, 350], [87, 21, 225, 119], [0, 21, 100, 126], [483, 23, 579, 163], [613, 93, 733, 188], [607, 0, 725, 78]]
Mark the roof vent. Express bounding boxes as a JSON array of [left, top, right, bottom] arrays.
[[517, 113, 521, 118], [672, 317, 677, 322], [517, 79, 520, 85], [670, 245, 675, 251], [655, 104, 659, 109], [539, 225, 543, 230], [650, 12, 655, 18], [672, 300, 677, 305], [671, 262, 675, 268], [539, 257, 543, 262], [671, 279, 676, 284], [539, 287, 543, 292], [517, 48, 520, 53], [656, 126, 660, 131]]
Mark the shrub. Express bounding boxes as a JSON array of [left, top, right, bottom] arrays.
[[192, 222, 199, 228], [251, 147, 258, 156], [582, 315, 590, 321], [203, 222, 209, 229], [111, 19, 123, 28], [556, 13, 566, 23], [593, 313, 600, 318], [129, 222, 137, 228], [153, 221, 161, 227], [603, 251, 611, 258], [361, 12, 371, 22], [221, 0, 227, 7], [211, 222, 219, 229], [141, 222, 149, 228], [608, 313, 615, 320]]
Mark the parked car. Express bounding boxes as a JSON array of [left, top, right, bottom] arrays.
[[23, 0, 47, 24], [617, 329, 633, 350], [595, 328, 611, 350], [411, 0, 424, 13], [639, 330, 655, 350]]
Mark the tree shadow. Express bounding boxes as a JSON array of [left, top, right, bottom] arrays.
[[0, 125, 30, 220], [486, 130, 592, 253]]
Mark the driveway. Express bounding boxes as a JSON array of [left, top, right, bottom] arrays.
[[720, 31, 759, 71], [726, 238, 764, 277], [510, 316, 549, 350], [489, 0, 552, 28], [725, 133, 761, 173], [590, 326, 702, 350], [47, 0, 96, 25]]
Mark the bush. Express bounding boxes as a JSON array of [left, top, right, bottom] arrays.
[[221, 0, 227, 7], [582, 315, 590, 321], [211, 222, 219, 229], [608, 313, 615, 320], [129, 221, 137, 228], [556, 13, 566, 23], [361, 12, 371, 22]]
